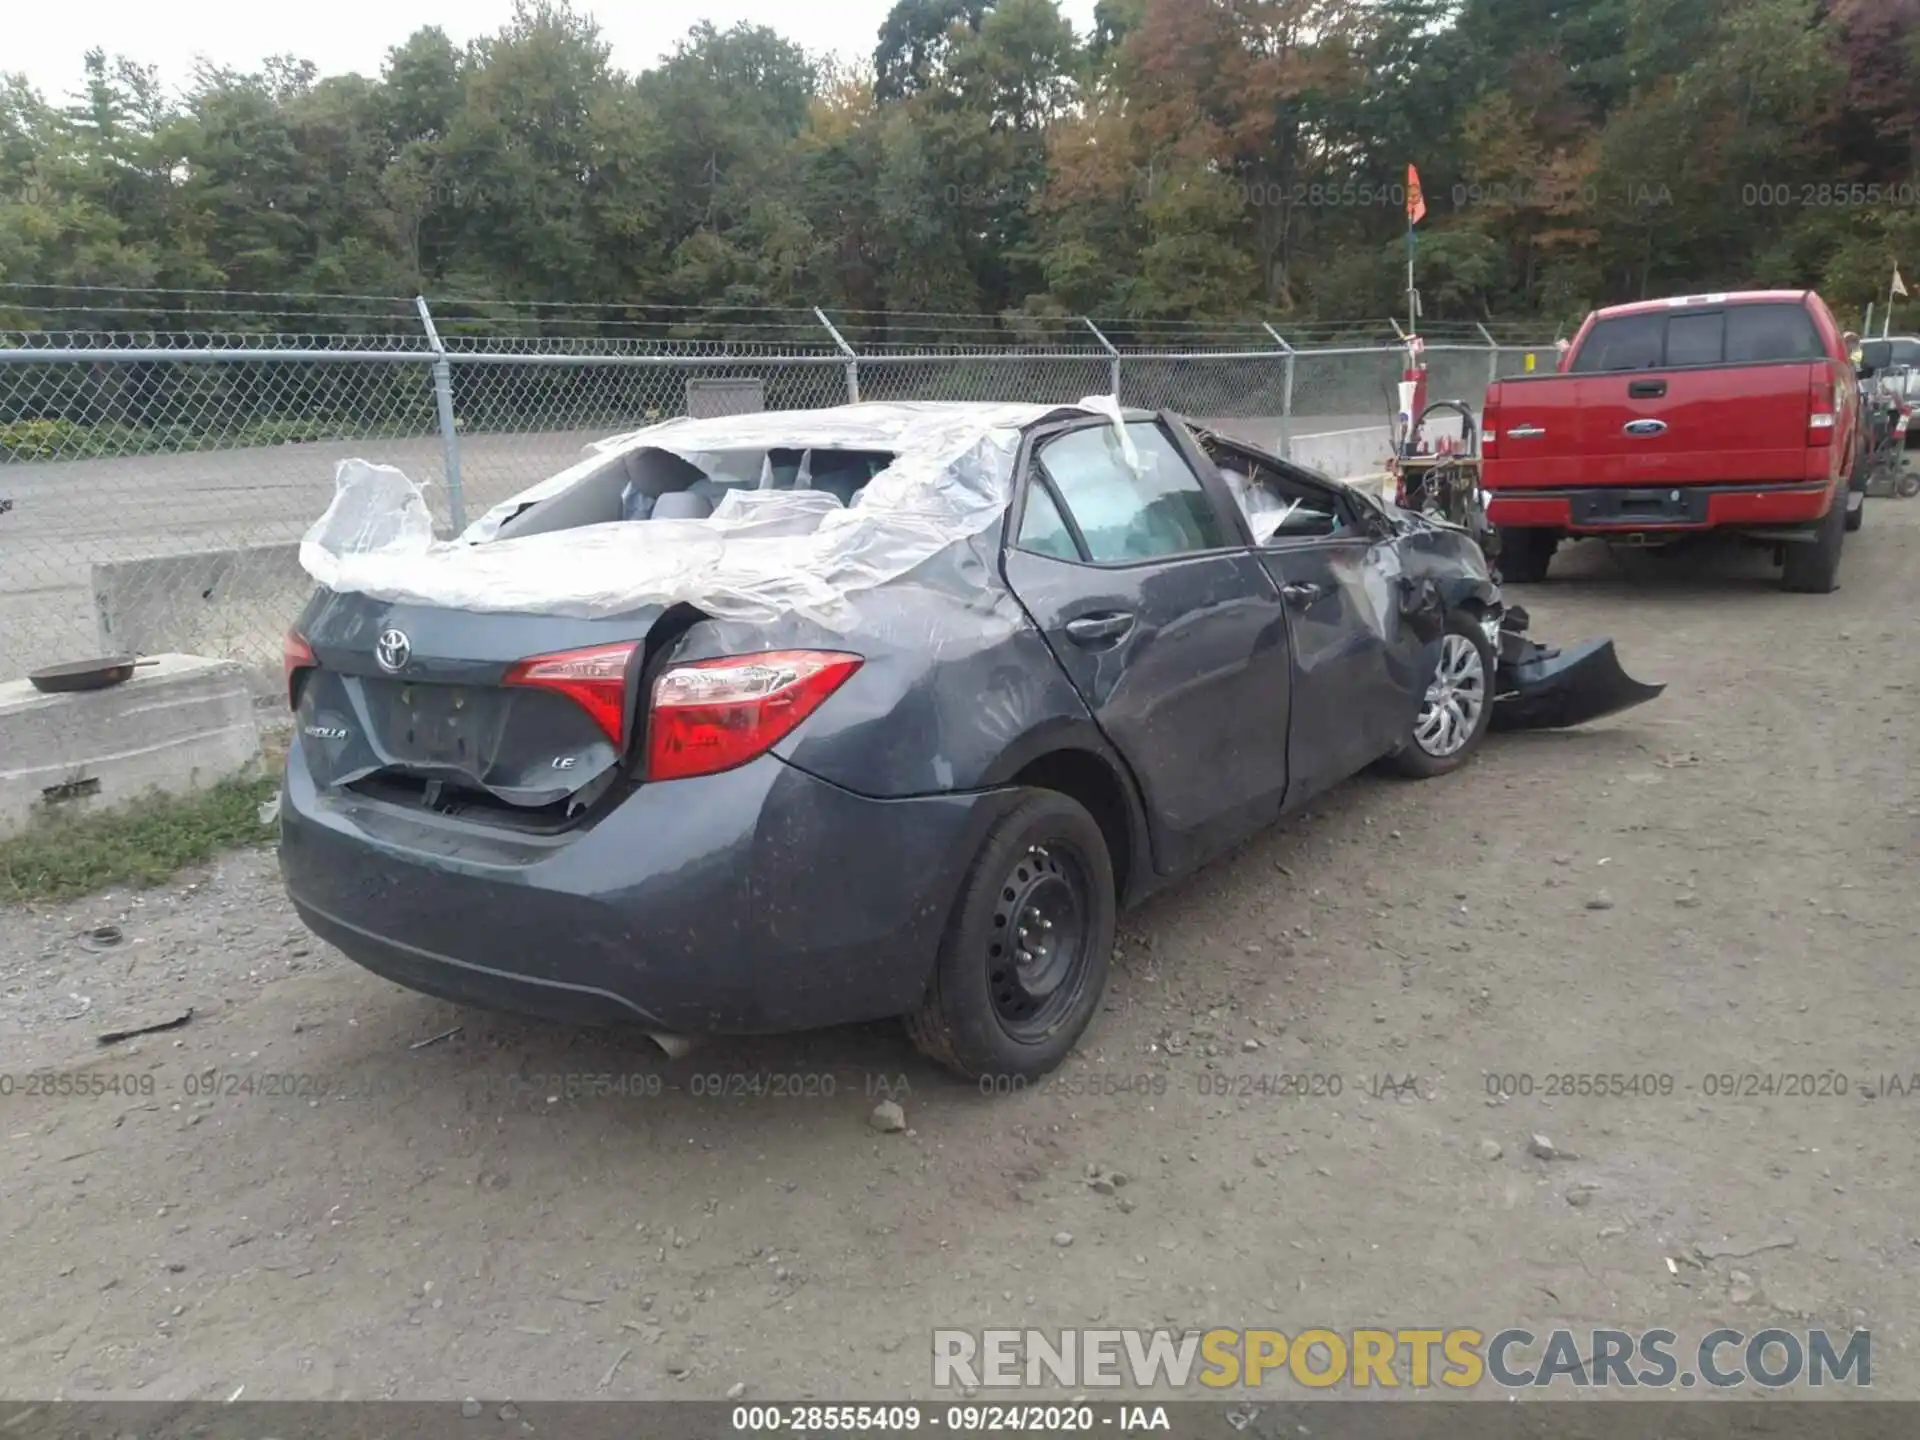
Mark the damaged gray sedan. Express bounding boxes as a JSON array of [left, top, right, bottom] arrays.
[[278, 401, 1661, 1081]]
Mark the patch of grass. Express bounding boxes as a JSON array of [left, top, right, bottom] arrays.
[[0, 774, 283, 905]]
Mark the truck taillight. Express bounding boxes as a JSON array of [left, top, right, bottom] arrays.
[[503, 641, 641, 747], [646, 650, 862, 782], [1808, 374, 1835, 446], [283, 629, 315, 710], [1481, 401, 1500, 456]]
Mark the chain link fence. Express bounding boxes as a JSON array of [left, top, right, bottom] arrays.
[[0, 297, 1557, 692]]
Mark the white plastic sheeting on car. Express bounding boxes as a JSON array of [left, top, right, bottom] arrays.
[[300, 400, 1125, 628]]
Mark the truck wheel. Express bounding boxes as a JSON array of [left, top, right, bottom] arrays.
[[1780, 491, 1845, 593], [906, 791, 1115, 1083], [1386, 610, 1495, 780], [1496, 527, 1557, 584]]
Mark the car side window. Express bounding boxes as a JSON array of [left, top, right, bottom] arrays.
[[1015, 477, 1080, 560], [1033, 422, 1228, 563], [1212, 450, 1348, 543]]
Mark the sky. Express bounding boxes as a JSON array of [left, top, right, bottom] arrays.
[[10, 0, 1101, 99]]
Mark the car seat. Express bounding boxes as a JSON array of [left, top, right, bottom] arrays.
[[809, 452, 889, 507], [651, 490, 715, 520]]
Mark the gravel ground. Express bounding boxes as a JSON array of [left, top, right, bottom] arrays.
[[1, 501, 1917, 1402]]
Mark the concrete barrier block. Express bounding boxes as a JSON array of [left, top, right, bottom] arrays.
[[0, 654, 261, 839], [1290, 427, 1394, 480], [92, 543, 314, 694]]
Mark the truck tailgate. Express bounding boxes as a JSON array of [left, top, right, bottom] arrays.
[[1487, 364, 1823, 490], [1482, 377, 1590, 489], [1568, 363, 1820, 485]]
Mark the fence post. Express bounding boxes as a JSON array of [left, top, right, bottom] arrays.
[[815, 307, 860, 403], [1261, 323, 1295, 460], [414, 295, 467, 533], [1081, 317, 1122, 399], [1474, 321, 1499, 392]]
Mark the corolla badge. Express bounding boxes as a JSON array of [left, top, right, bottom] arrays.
[[375, 628, 411, 672], [1623, 419, 1668, 437], [304, 724, 349, 741]]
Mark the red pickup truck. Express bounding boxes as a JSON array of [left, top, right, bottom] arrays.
[[1482, 290, 1863, 592]]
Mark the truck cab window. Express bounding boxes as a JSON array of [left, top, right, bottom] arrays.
[[1725, 305, 1823, 363], [1665, 312, 1725, 367], [1568, 314, 1665, 372]]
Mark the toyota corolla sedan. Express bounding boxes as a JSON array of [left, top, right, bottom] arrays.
[[278, 401, 1660, 1079]]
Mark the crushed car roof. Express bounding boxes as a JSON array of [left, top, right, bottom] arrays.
[[299, 398, 1146, 628]]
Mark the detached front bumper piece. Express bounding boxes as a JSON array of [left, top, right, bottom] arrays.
[[1490, 606, 1666, 732]]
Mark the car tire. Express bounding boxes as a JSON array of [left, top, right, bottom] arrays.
[[1495, 527, 1556, 584], [1780, 489, 1845, 593], [1385, 610, 1496, 780], [906, 790, 1116, 1083]]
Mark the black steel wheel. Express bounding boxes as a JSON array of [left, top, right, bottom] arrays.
[[907, 790, 1115, 1081], [986, 840, 1095, 1043]]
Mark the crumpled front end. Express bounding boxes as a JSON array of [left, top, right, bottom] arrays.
[[1357, 490, 1667, 733], [1489, 604, 1667, 732]]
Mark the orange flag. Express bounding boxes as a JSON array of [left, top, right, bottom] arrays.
[[1407, 164, 1427, 225]]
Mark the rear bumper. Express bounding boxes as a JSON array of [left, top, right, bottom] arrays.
[[1486, 481, 1832, 533], [279, 736, 1009, 1035]]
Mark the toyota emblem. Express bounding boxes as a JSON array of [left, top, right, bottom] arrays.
[[375, 628, 411, 672]]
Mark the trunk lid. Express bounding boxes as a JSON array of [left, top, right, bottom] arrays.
[[292, 591, 666, 825]]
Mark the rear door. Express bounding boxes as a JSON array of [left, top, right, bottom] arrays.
[[1001, 416, 1294, 877], [1562, 303, 1821, 486]]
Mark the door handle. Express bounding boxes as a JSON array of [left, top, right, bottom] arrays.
[[1064, 611, 1135, 645], [1280, 582, 1325, 605], [1628, 379, 1667, 398]]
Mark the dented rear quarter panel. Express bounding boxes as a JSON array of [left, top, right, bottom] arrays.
[[670, 530, 1117, 800]]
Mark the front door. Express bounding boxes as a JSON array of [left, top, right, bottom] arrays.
[[1001, 416, 1295, 877], [1204, 438, 1425, 802]]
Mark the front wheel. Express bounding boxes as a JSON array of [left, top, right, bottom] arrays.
[[906, 791, 1116, 1082], [1385, 610, 1496, 779]]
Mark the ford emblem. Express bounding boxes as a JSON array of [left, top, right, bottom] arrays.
[[1623, 419, 1667, 437]]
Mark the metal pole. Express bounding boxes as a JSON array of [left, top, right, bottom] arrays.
[[415, 295, 467, 533], [815, 306, 859, 404], [1262, 323, 1295, 460], [1081, 317, 1121, 399], [1474, 321, 1499, 391]]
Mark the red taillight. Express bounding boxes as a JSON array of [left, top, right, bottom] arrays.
[[283, 629, 315, 709], [646, 650, 862, 782], [1808, 374, 1835, 446], [1480, 400, 1500, 457], [503, 642, 641, 747]]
